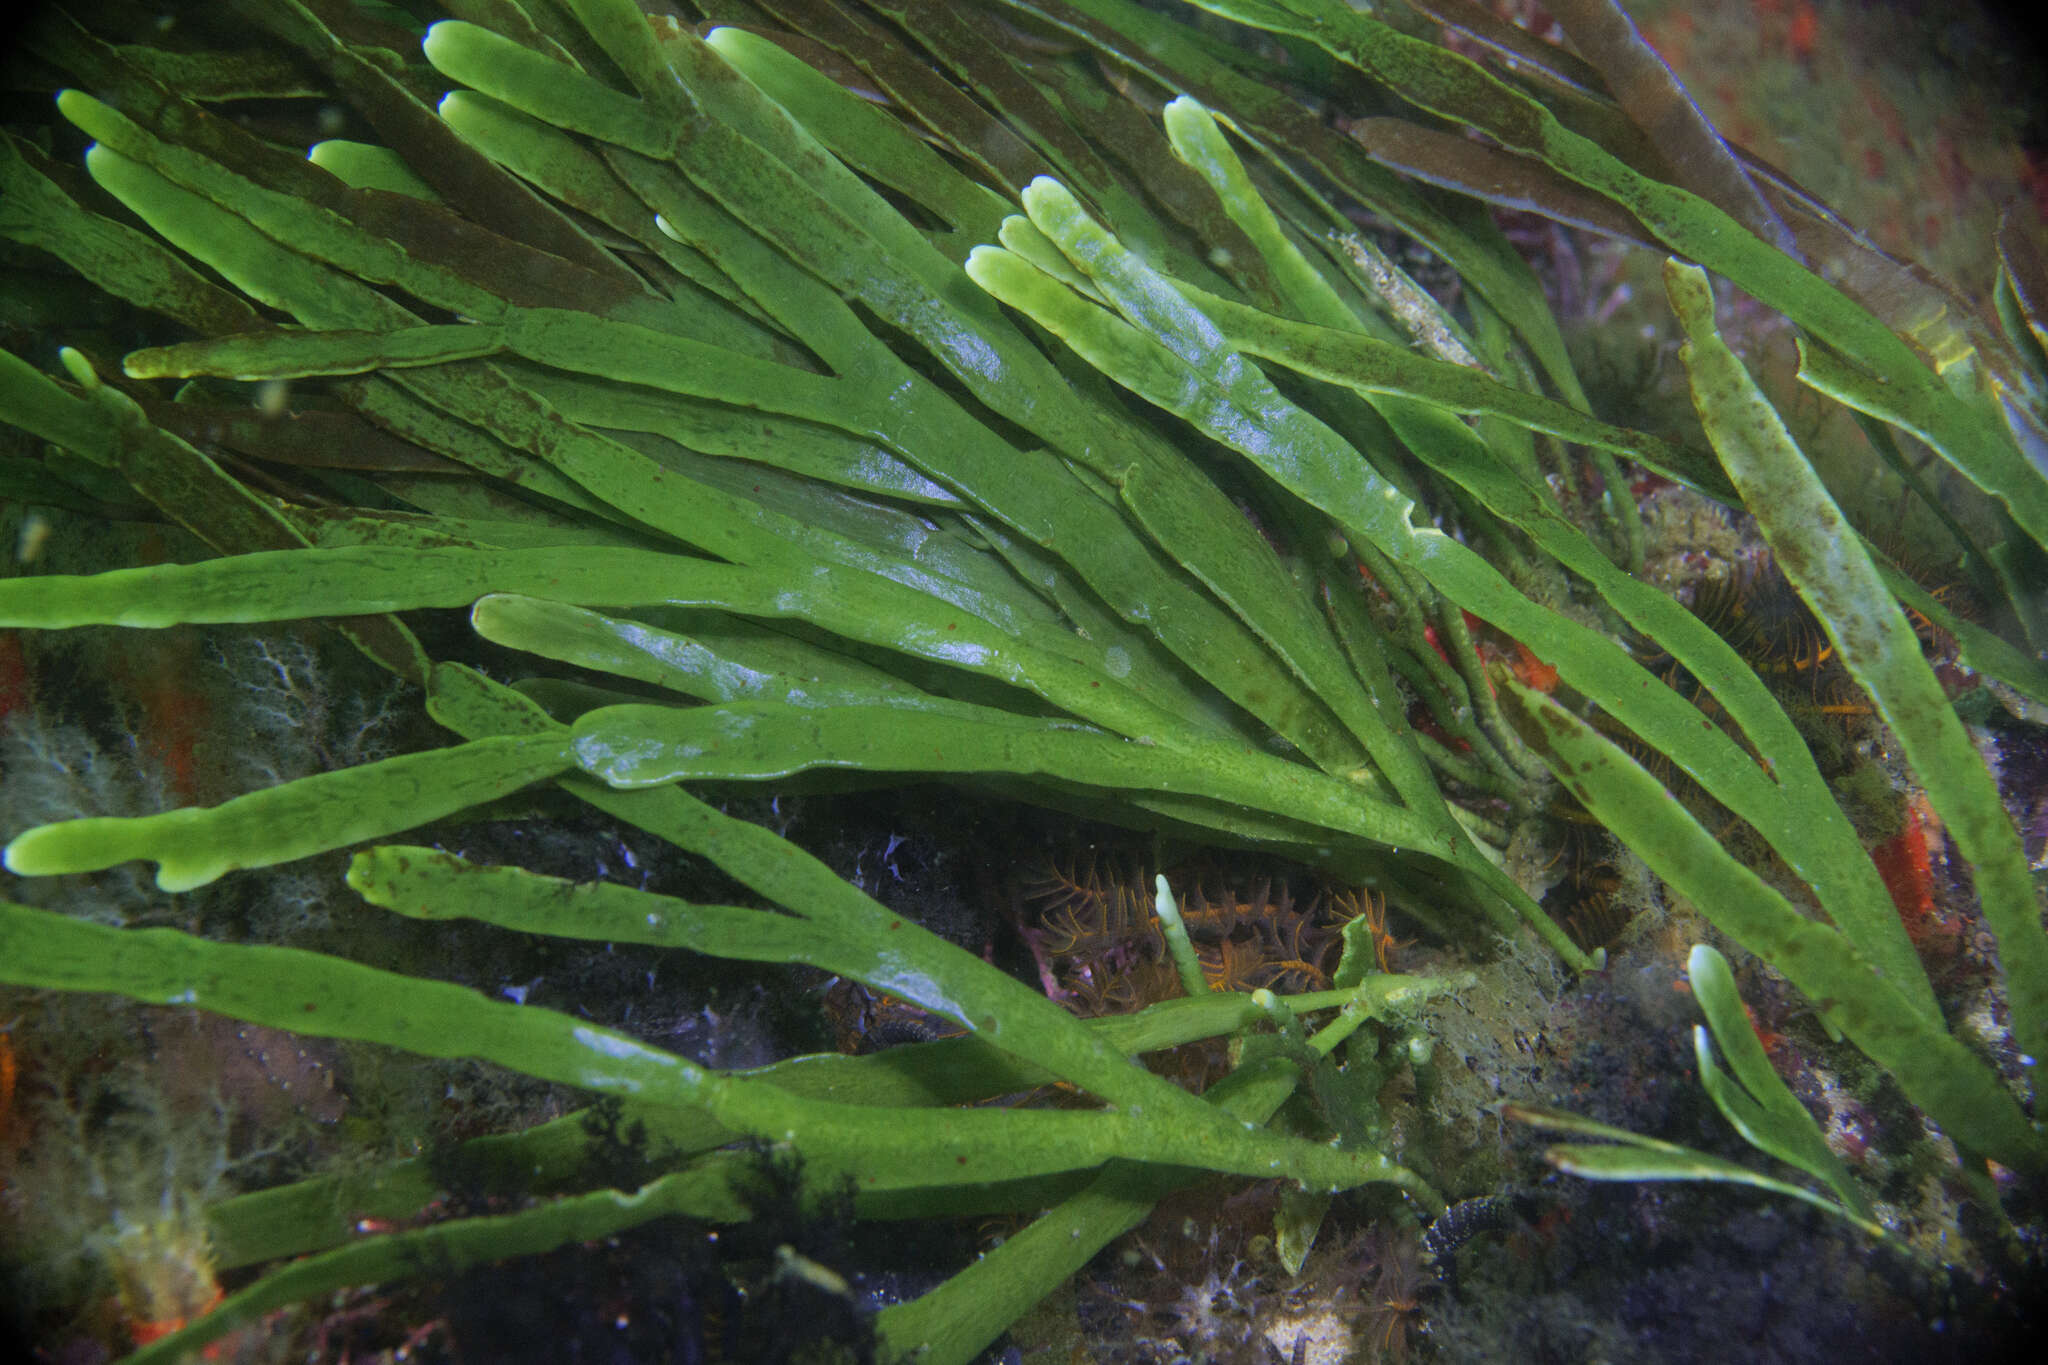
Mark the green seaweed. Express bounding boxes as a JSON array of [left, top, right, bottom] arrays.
[[1503, 945, 1886, 1243], [2, 1, 2045, 1358]]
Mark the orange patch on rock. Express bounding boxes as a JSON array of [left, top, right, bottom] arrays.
[[1511, 641, 1560, 693], [1871, 793, 1961, 967], [0, 632, 27, 720], [1788, 1, 1819, 62]]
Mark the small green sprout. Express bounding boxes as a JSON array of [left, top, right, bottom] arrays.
[[1504, 944, 1886, 1242]]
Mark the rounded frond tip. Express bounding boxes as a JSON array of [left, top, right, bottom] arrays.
[[961, 244, 1009, 280], [418, 19, 464, 63], [4, 824, 81, 876], [51, 87, 98, 126], [4, 819, 222, 892], [1019, 175, 1077, 218], [153, 860, 227, 894]]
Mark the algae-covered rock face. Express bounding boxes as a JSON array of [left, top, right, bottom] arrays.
[[2, 2, 2046, 1361]]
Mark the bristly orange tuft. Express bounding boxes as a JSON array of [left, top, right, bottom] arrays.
[[1017, 855, 1391, 1015]]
